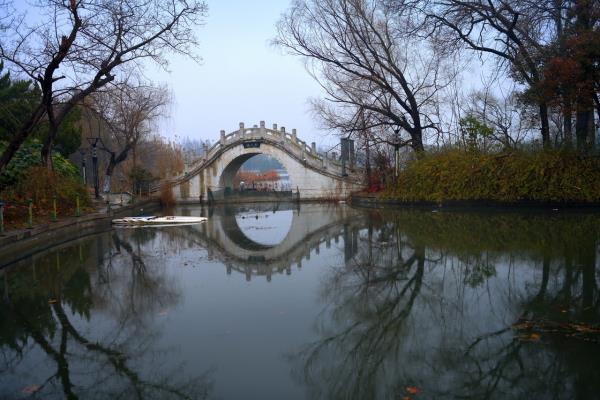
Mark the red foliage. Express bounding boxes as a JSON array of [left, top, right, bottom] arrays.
[[233, 170, 280, 188], [366, 171, 384, 193]]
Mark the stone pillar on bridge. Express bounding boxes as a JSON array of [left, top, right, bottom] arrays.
[[220, 130, 226, 144], [311, 142, 316, 154], [239, 122, 245, 137], [292, 128, 297, 143], [280, 126, 286, 143], [272, 123, 277, 131], [280, 125, 286, 141], [260, 120, 266, 136], [202, 143, 208, 160]]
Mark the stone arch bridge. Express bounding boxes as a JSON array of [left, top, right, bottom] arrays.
[[163, 121, 364, 202]]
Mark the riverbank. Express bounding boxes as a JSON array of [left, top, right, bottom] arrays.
[[364, 149, 600, 208], [0, 198, 160, 267]]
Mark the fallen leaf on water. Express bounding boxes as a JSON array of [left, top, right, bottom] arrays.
[[511, 322, 531, 330], [406, 386, 418, 395], [402, 397, 411, 400], [519, 332, 541, 342], [21, 384, 40, 394], [48, 299, 57, 304], [530, 333, 541, 340], [158, 310, 168, 316]]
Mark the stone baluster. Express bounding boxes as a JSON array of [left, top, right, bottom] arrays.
[[311, 142, 316, 154], [220, 130, 226, 144], [292, 128, 297, 143], [239, 122, 245, 137]]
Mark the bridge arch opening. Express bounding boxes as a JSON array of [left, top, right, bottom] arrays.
[[219, 153, 292, 194]]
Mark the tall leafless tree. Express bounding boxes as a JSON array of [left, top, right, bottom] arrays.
[[88, 82, 169, 193], [0, 0, 207, 173], [422, 0, 556, 145], [275, 0, 455, 153]]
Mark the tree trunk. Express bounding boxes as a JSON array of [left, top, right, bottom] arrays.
[[534, 255, 551, 303], [365, 136, 372, 188], [594, 93, 600, 124], [104, 158, 115, 194], [103, 146, 131, 193], [579, 237, 596, 321], [576, 108, 593, 152], [411, 129, 425, 152], [539, 103, 551, 147], [41, 125, 57, 170], [563, 102, 573, 146]]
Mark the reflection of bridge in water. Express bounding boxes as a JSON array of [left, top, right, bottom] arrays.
[[175, 203, 366, 281]]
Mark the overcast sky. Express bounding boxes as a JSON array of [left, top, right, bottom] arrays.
[[149, 1, 334, 147]]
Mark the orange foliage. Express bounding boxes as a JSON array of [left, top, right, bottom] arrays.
[[233, 170, 280, 188], [159, 182, 175, 206]]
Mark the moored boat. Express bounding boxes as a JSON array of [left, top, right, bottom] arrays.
[[112, 216, 207, 225]]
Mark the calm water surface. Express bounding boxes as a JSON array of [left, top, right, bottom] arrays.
[[1, 203, 599, 399]]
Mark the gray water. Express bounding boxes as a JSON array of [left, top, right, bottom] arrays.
[[1, 203, 599, 399]]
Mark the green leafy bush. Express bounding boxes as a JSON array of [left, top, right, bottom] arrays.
[[382, 148, 600, 203], [0, 140, 80, 187]]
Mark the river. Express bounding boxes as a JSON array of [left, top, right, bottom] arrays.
[[1, 203, 599, 399]]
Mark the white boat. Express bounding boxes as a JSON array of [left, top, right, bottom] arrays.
[[112, 216, 207, 226]]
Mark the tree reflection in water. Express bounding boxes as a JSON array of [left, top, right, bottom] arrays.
[[0, 231, 213, 400], [292, 210, 600, 400]]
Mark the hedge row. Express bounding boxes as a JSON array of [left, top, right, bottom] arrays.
[[383, 149, 600, 203]]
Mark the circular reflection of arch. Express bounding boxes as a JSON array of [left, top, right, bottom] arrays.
[[235, 209, 294, 246], [220, 206, 294, 251]]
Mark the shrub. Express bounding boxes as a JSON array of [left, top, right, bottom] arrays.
[[1, 166, 90, 229], [14, 166, 89, 207], [0, 139, 80, 187], [382, 148, 600, 203], [159, 182, 175, 206]]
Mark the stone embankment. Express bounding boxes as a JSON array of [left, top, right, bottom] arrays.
[[0, 199, 159, 268]]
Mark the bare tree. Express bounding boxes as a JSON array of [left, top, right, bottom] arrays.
[[0, 0, 207, 172], [89, 82, 169, 192], [465, 88, 539, 148], [275, 0, 455, 153], [423, 0, 580, 147]]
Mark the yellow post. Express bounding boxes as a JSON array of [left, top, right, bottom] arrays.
[[52, 194, 57, 222], [27, 199, 33, 229]]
